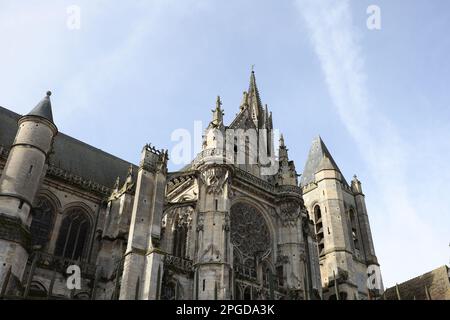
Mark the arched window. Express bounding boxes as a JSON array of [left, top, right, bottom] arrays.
[[171, 207, 192, 259], [349, 209, 360, 250], [172, 223, 187, 258], [30, 197, 56, 249], [54, 208, 91, 261], [313, 205, 324, 256]]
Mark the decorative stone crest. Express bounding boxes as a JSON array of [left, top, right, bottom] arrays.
[[278, 201, 301, 227], [200, 166, 230, 195], [176, 206, 194, 228]]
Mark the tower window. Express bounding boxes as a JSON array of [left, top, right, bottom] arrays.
[[314, 205, 325, 256], [173, 216, 188, 259], [349, 209, 360, 251]]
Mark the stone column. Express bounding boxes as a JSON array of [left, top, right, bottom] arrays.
[[119, 145, 167, 300], [194, 165, 232, 300]]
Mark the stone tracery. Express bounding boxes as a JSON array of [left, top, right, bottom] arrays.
[[230, 202, 270, 260]]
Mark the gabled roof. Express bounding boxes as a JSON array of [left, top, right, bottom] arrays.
[[300, 136, 346, 187], [27, 91, 54, 123], [384, 265, 450, 300]]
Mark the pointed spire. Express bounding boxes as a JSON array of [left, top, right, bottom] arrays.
[[210, 95, 224, 127], [278, 133, 289, 163], [240, 91, 248, 110], [247, 68, 263, 123], [351, 174, 363, 194], [248, 69, 261, 104], [301, 136, 346, 187], [27, 91, 54, 123], [279, 133, 285, 148]]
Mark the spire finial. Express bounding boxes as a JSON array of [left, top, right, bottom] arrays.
[[210, 95, 224, 127], [46, 91, 52, 97], [216, 95, 222, 109], [251, 64, 255, 72], [280, 133, 285, 147]]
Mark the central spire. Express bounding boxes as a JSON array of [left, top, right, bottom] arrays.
[[246, 68, 264, 128], [247, 69, 263, 112], [230, 69, 271, 130]]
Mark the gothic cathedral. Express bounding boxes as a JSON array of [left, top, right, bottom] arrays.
[[0, 71, 381, 300]]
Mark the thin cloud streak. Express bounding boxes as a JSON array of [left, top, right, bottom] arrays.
[[295, 0, 446, 286]]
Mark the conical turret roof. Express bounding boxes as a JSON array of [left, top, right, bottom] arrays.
[[27, 91, 54, 123]]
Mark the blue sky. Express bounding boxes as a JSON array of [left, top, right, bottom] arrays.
[[0, 0, 449, 287]]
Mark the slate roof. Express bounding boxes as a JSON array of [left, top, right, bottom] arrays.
[[300, 136, 347, 187], [384, 265, 450, 300], [0, 106, 136, 188], [27, 91, 54, 123]]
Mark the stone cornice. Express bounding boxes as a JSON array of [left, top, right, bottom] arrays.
[[0, 213, 31, 252], [234, 167, 303, 196]]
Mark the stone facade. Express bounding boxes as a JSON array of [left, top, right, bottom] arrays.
[[0, 71, 381, 300]]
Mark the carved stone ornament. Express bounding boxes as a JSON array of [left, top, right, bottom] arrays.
[[176, 206, 194, 228], [200, 166, 230, 195], [230, 203, 270, 259], [279, 201, 301, 227]]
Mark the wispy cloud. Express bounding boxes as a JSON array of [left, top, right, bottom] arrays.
[[295, 0, 448, 286]]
